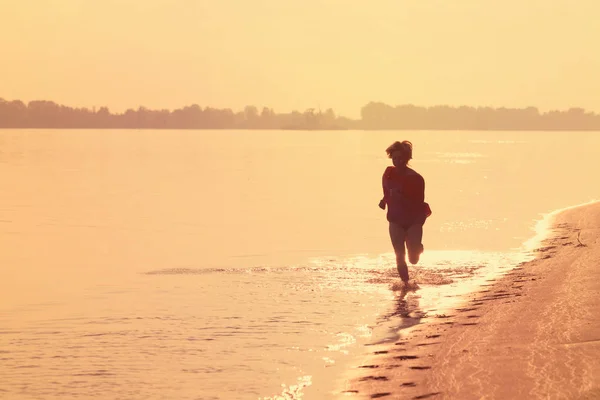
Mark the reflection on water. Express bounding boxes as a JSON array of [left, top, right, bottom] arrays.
[[1, 129, 599, 399], [0, 248, 527, 400], [381, 284, 426, 332], [345, 249, 528, 351]]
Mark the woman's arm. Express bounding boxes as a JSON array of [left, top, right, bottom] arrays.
[[379, 168, 390, 209], [414, 175, 425, 204]]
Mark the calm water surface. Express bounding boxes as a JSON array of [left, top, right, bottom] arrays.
[[1, 130, 598, 399]]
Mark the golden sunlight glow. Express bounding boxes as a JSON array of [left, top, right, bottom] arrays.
[[1, 0, 600, 116]]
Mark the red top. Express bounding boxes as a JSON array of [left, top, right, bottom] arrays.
[[382, 166, 428, 225]]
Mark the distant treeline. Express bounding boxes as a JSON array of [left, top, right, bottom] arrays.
[[361, 102, 600, 130], [1, 97, 600, 130]]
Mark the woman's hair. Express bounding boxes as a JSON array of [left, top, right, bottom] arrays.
[[386, 140, 413, 163]]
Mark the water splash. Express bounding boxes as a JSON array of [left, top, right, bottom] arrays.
[[260, 375, 312, 400]]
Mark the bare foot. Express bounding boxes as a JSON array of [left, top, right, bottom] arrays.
[[397, 264, 409, 282]]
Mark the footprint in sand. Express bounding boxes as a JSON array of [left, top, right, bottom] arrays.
[[413, 392, 441, 399], [360, 376, 389, 382], [481, 294, 511, 300], [456, 307, 478, 312], [395, 355, 418, 360], [536, 245, 557, 252]]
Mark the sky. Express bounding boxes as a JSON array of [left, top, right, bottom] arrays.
[[1, 0, 599, 117]]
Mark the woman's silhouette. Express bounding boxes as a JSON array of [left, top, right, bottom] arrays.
[[379, 141, 430, 283]]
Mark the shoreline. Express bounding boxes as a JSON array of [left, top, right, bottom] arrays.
[[3, 128, 600, 131], [337, 200, 600, 399]]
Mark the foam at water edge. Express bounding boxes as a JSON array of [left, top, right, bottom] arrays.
[[522, 199, 599, 255], [260, 375, 312, 400]]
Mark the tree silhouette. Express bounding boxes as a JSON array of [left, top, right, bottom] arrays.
[[0, 97, 599, 130]]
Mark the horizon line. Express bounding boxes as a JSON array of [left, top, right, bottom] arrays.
[[1, 97, 599, 117]]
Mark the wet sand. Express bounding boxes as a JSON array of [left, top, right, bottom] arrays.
[[339, 201, 600, 399]]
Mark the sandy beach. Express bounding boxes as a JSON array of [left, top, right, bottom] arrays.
[[340, 201, 600, 400]]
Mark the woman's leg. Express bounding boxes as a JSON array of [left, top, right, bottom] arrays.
[[389, 222, 409, 282], [406, 224, 424, 265]]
